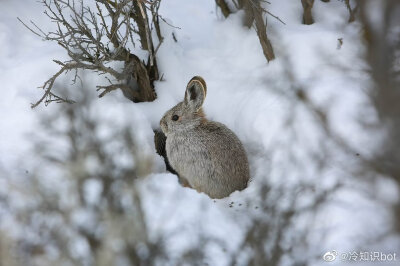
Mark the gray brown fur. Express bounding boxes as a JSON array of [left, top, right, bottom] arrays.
[[160, 76, 250, 198]]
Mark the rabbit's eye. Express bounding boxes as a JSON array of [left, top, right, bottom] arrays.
[[172, 115, 179, 121]]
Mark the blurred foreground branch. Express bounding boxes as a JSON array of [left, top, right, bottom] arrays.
[[358, 0, 400, 233]]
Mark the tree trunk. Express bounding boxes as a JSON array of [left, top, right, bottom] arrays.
[[127, 1, 159, 102], [123, 54, 157, 103], [132, 1, 149, 50], [301, 0, 315, 25], [243, 0, 275, 61], [215, 0, 232, 18], [240, 0, 255, 28]]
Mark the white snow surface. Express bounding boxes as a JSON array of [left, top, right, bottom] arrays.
[[0, 0, 399, 265]]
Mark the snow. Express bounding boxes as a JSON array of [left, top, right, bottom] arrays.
[[0, 0, 399, 265]]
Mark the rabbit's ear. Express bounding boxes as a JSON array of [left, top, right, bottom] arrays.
[[184, 76, 207, 111]]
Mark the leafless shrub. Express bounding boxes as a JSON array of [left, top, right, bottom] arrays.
[[19, 0, 164, 108]]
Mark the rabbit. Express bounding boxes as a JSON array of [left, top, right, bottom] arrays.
[[160, 76, 250, 199]]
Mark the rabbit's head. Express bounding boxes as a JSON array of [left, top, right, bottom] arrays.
[[160, 76, 207, 135]]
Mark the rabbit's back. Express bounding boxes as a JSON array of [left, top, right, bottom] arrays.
[[166, 121, 249, 198]]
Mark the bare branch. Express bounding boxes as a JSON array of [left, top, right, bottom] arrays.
[[96, 83, 136, 98], [264, 9, 286, 25], [137, 1, 154, 66], [246, 0, 275, 61], [31, 62, 80, 108], [17, 18, 43, 38]]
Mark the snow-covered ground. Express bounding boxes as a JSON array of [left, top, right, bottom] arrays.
[[0, 0, 399, 265]]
